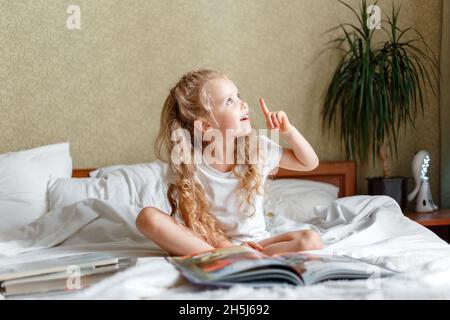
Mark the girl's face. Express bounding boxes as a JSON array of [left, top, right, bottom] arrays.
[[205, 77, 251, 137]]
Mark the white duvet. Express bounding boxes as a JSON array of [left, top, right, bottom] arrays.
[[1, 195, 450, 300]]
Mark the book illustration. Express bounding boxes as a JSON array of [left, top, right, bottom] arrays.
[[170, 246, 289, 281]]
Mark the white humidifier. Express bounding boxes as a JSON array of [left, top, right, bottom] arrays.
[[407, 150, 438, 212]]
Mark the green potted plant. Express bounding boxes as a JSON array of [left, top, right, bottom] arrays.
[[321, 0, 439, 211]]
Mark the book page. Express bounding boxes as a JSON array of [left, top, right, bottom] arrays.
[[273, 252, 395, 284], [168, 246, 290, 281]]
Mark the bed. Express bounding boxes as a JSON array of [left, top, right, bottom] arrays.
[[2, 160, 450, 300]]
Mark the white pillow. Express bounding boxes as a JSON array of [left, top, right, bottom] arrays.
[[48, 160, 171, 212], [264, 179, 339, 223], [89, 165, 128, 178], [89, 161, 169, 179], [0, 142, 72, 232], [47, 177, 107, 211]]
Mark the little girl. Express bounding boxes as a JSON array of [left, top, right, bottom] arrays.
[[136, 69, 323, 257]]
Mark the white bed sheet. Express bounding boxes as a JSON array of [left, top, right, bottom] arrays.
[[1, 195, 450, 300]]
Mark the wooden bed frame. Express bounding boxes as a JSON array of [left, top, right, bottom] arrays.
[[270, 161, 356, 197], [72, 160, 356, 198]]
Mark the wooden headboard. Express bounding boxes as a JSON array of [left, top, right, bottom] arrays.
[[269, 161, 356, 197], [72, 161, 356, 198]]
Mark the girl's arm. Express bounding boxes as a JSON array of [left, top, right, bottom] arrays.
[[278, 127, 319, 171], [259, 98, 319, 172], [136, 207, 216, 256], [216, 236, 236, 248]]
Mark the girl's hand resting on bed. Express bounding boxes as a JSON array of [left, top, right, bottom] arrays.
[[240, 241, 264, 252], [259, 97, 292, 134]]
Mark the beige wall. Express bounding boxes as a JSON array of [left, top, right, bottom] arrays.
[[0, 0, 442, 196]]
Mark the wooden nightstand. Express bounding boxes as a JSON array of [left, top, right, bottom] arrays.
[[406, 209, 450, 243]]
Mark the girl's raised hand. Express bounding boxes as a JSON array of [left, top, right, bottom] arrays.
[[259, 98, 291, 133]]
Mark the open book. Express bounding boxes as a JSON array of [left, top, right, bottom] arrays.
[[0, 252, 136, 296], [1, 259, 136, 297], [0, 252, 121, 282], [166, 246, 397, 288]]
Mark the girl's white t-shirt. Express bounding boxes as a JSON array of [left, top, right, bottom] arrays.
[[154, 134, 283, 245]]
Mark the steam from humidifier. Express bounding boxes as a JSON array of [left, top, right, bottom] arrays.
[[407, 150, 438, 212]]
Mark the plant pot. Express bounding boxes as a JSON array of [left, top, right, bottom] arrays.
[[367, 176, 409, 212]]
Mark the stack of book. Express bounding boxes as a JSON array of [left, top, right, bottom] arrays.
[[0, 252, 136, 297]]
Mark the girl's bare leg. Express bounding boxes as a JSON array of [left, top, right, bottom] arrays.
[[257, 230, 323, 256], [136, 206, 215, 256]]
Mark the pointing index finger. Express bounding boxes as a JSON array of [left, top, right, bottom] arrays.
[[259, 97, 270, 115]]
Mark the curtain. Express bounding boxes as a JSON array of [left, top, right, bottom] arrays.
[[441, 0, 450, 207]]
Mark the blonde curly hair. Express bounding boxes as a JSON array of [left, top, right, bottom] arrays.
[[154, 69, 266, 247]]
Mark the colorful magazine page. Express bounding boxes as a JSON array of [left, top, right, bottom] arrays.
[[167, 246, 289, 282]]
